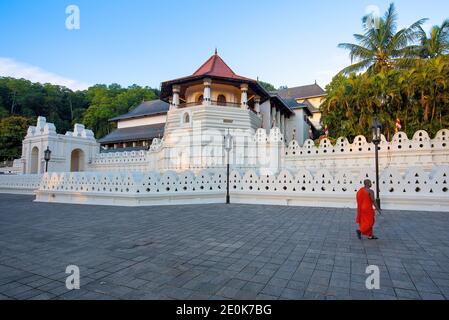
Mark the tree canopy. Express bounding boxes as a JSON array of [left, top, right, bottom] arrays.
[[338, 3, 427, 74], [0, 78, 159, 161], [257, 81, 277, 92], [322, 3, 449, 142]]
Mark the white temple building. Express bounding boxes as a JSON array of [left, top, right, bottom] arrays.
[[98, 51, 315, 153], [1, 52, 448, 212], [15, 52, 316, 174]]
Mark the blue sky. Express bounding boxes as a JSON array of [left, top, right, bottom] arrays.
[[0, 0, 448, 91]]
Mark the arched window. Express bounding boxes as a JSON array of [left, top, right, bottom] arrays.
[[197, 95, 204, 103], [30, 146, 39, 174], [183, 112, 190, 124], [217, 94, 226, 106], [70, 149, 85, 172]]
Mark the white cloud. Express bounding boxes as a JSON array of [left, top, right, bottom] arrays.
[[0, 57, 91, 91]]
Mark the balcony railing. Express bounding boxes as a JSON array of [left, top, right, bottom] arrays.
[[179, 100, 242, 108]]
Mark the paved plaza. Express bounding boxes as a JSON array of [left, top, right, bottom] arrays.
[[0, 194, 449, 300]]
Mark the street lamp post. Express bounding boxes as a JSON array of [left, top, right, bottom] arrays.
[[224, 129, 233, 204], [44, 146, 52, 173], [371, 118, 382, 209]]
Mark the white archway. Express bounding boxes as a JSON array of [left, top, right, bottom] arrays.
[[70, 149, 85, 172], [30, 146, 39, 174]]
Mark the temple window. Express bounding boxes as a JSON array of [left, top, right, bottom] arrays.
[[217, 94, 226, 106], [183, 112, 190, 124]]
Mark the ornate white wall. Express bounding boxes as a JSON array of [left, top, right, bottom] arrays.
[[85, 128, 449, 175], [0, 174, 42, 194], [3, 116, 449, 212], [29, 165, 449, 211], [18, 117, 99, 174], [284, 129, 449, 174]]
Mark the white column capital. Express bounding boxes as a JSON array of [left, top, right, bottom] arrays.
[[203, 78, 212, 87], [172, 85, 181, 93], [240, 83, 249, 91]]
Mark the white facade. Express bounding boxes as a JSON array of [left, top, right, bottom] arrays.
[[2, 114, 448, 212], [18, 117, 99, 174], [117, 114, 167, 129]]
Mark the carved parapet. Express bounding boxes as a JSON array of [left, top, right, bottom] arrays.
[[269, 127, 283, 143], [254, 128, 268, 143], [25, 117, 58, 138]]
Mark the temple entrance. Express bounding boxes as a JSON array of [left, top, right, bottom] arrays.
[[30, 146, 39, 174], [70, 149, 85, 172]]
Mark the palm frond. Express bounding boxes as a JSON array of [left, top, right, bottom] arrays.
[[384, 3, 398, 36], [338, 43, 374, 62], [338, 59, 374, 75]]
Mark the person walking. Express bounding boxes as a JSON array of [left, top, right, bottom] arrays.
[[356, 179, 382, 240]]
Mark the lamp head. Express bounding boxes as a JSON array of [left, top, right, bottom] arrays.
[[371, 118, 382, 143], [224, 130, 233, 152], [44, 146, 52, 161]]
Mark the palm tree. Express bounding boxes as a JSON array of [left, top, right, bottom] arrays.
[[338, 3, 427, 74], [416, 20, 449, 58]]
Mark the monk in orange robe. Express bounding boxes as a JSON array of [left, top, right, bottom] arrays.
[[356, 179, 382, 240]]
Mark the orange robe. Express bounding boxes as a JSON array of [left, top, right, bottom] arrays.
[[356, 187, 375, 237]]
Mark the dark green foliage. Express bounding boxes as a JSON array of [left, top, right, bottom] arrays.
[[0, 116, 33, 161], [0, 77, 159, 160]]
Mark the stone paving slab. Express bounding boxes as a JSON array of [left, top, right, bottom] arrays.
[[0, 194, 448, 300]]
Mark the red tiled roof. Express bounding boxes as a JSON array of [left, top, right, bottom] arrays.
[[192, 52, 252, 81]]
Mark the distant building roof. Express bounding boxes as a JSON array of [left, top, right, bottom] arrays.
[[98, 123, 165, 144], [279, 97, 312, 117], [269, 94, 311, 117], [109, 100, 169, 122], [275, 83, 326, 100], [301, 99, 320, 113]]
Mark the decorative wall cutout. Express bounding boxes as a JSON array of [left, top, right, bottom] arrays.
[[33, 166, 449, 199]]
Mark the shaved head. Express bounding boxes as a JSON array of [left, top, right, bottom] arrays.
[[364, 179, 372, 187]]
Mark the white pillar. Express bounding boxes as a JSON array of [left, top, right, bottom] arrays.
[[254, 96, 261, 113], [283, 115, 288, 140], [172, 85, 180, 108], [276, 111, 281, 129], [240, 84, 248, 109], [280, 114, 285, 135], [203, 78, 211, 106], [271, 107, 276, 128]]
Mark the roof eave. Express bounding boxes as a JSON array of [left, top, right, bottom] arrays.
[[295, 93, 327, 100], [160, 75, 271, 103]]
